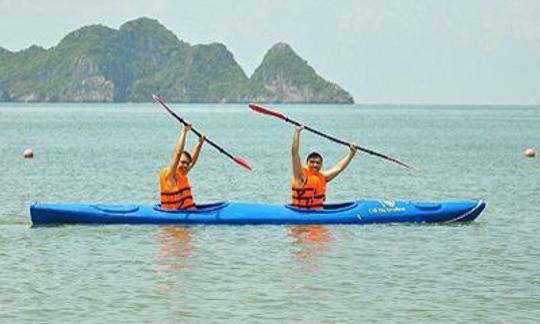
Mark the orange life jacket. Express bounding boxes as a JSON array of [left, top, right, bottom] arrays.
[[159, 167, 195, 210], [291, 165, 326, 209]]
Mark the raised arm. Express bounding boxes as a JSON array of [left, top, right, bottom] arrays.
[[166, 124, 191, 185], [292, 125, 305, 185], [322, 143, 358, 183], [186, 133, 205, 174]]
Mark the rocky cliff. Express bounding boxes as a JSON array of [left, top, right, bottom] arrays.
[[237, 43, 353, 103], [0, 18, 353, 104]]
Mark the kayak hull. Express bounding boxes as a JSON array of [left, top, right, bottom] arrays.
[[30, 200, 486, 226]]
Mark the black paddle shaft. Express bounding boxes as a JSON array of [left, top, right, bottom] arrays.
[[285, 117, 369, 153], [284, 117, 412, 166], [249, 103, 413, 169], [153, 94, 253, 170], [156, 97, 236, 160]]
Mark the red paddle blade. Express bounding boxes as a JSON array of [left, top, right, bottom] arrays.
[[233, 156, 253, 171], [248, 103, 287, 121], [388, 157, 417, 170]]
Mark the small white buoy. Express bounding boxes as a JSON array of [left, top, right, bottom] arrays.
[[524, 148, 535, 158], [23, 148, 34, 159]]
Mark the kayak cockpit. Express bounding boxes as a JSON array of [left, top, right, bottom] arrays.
[[153, 201, 229, 213], [91, 204, 140, 213], [285, 201, 358, 213]]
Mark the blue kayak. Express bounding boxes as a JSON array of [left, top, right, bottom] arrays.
[[30, 199, 485, 226]]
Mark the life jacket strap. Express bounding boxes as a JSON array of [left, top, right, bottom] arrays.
[[160, 186, 191, 196], [291, 196, 313, 201]]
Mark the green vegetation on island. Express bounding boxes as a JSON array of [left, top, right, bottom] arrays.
[[0, 17, 353, 104]]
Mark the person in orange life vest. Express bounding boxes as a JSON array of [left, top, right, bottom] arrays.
[[291, 125, 357, 209], [160, 123, 205, 210]]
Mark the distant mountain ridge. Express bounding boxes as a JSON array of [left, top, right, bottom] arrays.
[[0, 17, 353, 104]]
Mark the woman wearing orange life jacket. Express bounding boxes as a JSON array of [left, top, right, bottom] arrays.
[[291, 125, 357, 209], [160, 123, 205, 210]]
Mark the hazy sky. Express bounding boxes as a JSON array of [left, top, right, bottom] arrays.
[[1, 0, 539, 104]]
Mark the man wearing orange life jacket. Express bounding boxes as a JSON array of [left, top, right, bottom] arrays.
[[159, 123, 205, 210], [291, 125, 357, 209]]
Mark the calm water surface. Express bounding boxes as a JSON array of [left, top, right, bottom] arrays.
[[1, 103, 539, 323]]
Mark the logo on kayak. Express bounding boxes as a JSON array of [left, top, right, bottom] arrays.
[[381, 200, 396, 208], [368, 200, 406, 214]]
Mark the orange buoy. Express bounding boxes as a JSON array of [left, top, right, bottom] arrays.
[[524, 148, 535, 158], [23, 148, 34, 159]]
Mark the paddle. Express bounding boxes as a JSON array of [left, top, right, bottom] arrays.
[[152, 94, 252, 171], [248, 103, 415, 170]]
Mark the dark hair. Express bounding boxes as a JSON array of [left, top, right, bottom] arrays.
[[306, 151, 323, 162], [181, 151, 192, 163]]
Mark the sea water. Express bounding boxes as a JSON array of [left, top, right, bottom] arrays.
[[0, 103, 538, 323]]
